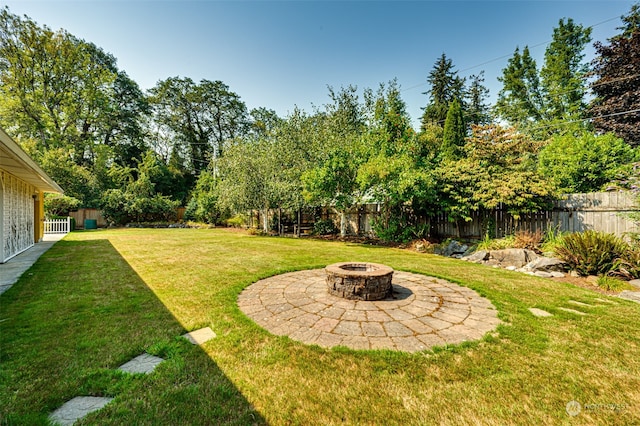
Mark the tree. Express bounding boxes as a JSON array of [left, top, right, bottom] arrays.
[[0, 8, 148, 167], [420, 53, 465, 129], [148, 77, 248, 174], [184, 169, 228, 224], [44, 194, 81, 217], [495, 46, 543, 128], [590, 3, 640, 146], [248, 107, 282, 139], [538, 131, 637, 193], [218, 138, 283, 232], [618, 2, 640, 38], [101, 69, 150, 167], [303, 146, 364, 236], [441, 98, 466, 161], [496, 19, 591, 136], [435, 125, 554, 233], [302, 86, 368, 236], [540, 18, 592, 121], [38, 148, 102, 207], [358, 82, 436, 242], [465, 72, 491, 126], [99, 153, 180, 225]]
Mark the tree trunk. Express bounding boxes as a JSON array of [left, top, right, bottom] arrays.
[[262, 208, 269, 233], [340, 210, 347, 237]]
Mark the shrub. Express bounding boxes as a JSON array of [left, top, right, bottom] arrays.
[[596, 275, 633, 292], [313, 219, 338, 236], [555, 230, 629, 276], [476, 234, 516, 251], [513, 230, 543, 251], [612, 246, 640, 280], [101, 189, 130, 225], [225, 214, 246, 228], [101, 189, 179, 225], [540, 226, 565, 254], [372, 216, 430, 243], [247, 227, 266, 236]]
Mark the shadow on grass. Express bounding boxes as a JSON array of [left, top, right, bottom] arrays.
[[0, 238, 265, 425]]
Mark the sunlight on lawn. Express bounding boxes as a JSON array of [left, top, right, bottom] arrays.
[[2, 228, 639, 425]]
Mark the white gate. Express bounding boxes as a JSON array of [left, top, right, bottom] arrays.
[[44, 217, 71, 234]]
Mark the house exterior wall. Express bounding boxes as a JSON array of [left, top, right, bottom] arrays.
[[0, 170, 36, 263]]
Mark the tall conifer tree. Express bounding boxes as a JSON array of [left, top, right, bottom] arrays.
[[495, 46, 543, 127], [441, 99, 466, 161], [420, 54, 465, 129], [540, 18, 592, 120]]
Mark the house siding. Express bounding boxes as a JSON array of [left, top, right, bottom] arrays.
[[1, 170, 35, 263]]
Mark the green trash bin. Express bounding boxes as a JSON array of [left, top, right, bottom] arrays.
[[84, 219, 97, 229]]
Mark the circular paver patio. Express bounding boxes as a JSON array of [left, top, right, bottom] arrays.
[[238, 269, 501, 352]]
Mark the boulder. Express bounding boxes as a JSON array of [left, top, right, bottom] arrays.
[[462, 250, 489, 263], [488, 248, 538, 268], [619, 291, 640, 303], [628, 279, 640, 289], [435, 240, 469, 257], [524, 256, 568, 273]]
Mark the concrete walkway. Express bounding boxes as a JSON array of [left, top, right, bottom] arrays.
[[0, 234, 65, 295], [238, 269, 501, 352]]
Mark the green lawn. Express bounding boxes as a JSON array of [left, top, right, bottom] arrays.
[[1, 228, 639, 425]]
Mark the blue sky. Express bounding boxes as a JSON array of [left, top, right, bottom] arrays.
[[4, 1, 636, 128]]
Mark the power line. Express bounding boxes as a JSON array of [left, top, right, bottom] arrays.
[[402, 14, 623, 94], [513, 107, 640, 133]]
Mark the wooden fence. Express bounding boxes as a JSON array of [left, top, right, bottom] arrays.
[[65, 192, 640, 239], [69, 209, 107, 229], [324, 192, 640, 239]]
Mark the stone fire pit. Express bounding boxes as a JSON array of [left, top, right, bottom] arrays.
[[325, 262, 394, 301]]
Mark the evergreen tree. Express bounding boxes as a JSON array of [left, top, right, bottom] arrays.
[[540, 18, 592, 120], [420, 53, 465, 129], [590, 3, 640, 146], [441, 99, 466, 161], [466, 72, 491, 125], [495, 46, 543, 127], [618, 2, 640, 38]]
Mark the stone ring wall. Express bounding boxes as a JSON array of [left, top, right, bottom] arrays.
[[238, 269, 501, 352]]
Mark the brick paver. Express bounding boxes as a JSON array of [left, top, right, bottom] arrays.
[[238, 269, 501, 353]]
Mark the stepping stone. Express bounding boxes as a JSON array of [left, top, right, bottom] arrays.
[[593, 298, 616, 304], [568, 300, 592, 307], [49, 396, 113, 426], [183, 327, 216, 345], [529, 308, 553, 317], [558, 307, 586, 315], [118, 353, 164, 374], [619, 291, 640, 304]]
